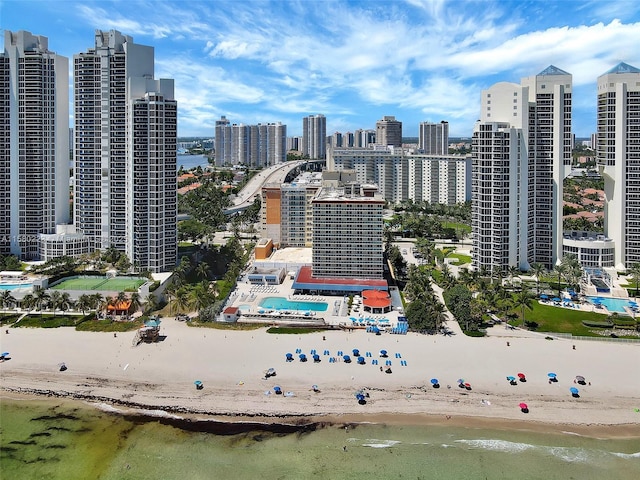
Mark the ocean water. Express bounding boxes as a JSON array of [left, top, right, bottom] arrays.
[[1, 398, 639, 480]]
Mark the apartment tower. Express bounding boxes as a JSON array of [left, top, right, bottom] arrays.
[[302, 114, 326, 159], [472, 66, 571, 272], [597, 62, 640, 269], [376, 116, 402, 147], [419, 121, 449, 155], [74, 30, 177, 272], [0, 31, 69, 259]]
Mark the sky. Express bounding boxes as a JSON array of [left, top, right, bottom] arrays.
[[2, 0, 640, 138]]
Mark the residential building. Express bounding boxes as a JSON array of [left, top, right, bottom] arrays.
[[354, 129, 376, 147], [376, 116, 402, 147], [327, 146, 471, 205], [215, 117, 286, 167], [419, 121, 449, 155], [302, 114, 326, 159], [471, 66, 572, 272], [597, 62, 640, 269], [1, 30, 69, 259], [74, 30, 177, 272]]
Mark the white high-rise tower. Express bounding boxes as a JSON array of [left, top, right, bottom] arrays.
[[302, 114, 326, 159], [597, 62, 640, 270], [74, 30, 177, 272], [0, 31, 69, 260]]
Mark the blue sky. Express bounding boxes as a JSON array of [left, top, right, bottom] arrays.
[[2, 0, 640, 138]]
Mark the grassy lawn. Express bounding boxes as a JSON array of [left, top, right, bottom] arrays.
[[75, 319, 143, 332], [511, 301, 622, 337], [442, 221, 471, 235], [266, 327, 328, 334], [13, 314, 84, 328], [187, 320, 263, 330], [448, 253, 471, 265], [1, 313, 21, 326]]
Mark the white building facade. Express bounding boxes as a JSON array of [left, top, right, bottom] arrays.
[[1, 30, 70, 260], [302, 114, 326, 159], [214, 117, 286, 167], [597, 62, 640, 270], [74, 30, 177, 272], [418, 121, 449, 155], [472, 66, 571, 272]]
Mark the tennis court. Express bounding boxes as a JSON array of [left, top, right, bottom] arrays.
[[51, 276, 146, 291]]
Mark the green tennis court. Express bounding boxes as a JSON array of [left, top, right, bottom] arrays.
[[52, 276, 146, 291]]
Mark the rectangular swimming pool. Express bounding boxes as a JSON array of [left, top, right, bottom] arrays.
[[587, 296, 634, 313], [259, 297, 328, 312]]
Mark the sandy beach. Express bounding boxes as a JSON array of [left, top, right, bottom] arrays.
[[1, 319, 639, 434]]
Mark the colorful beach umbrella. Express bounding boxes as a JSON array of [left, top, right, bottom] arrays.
[[457, 378, 465, 384], [519, 403, 528, 409], [517, 373, 526, 379], [380, 349, 388, 357], [1, 352, 9, 357], [194, 380, 202, 386], [570, 387, 579, 395], [547, 372, 557, 378], [430, 378, 439, 385], [506, 376, 516, 382]]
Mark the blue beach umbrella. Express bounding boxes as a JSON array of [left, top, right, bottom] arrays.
[[380, 349, 388, 357], [457, 378, 465, 384], [547, 372, 557, 378], [507, 376, 516, 382], [540, 294, 548, 299], [1, 352, 9, 357], [274, 385, 282, 393], [430, 378, 439, 385], [570, 387, 579, 395], [343, 355, 351, 363], [629, 301, 638, 306], [552, 297, 561, 302], [352, 348, 360, 356]]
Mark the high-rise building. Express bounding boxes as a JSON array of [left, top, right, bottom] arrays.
[[419, 121, 449, 155], [327, 147, 471, 205], [312, 184, 384, 278], [354, 129, 376, 148], [376, 116, 402, 147], [302, 114, 326, 159], [472, 66, 572, 272], [214, 118, 286, 167], [597, 62, 640, 269], [74, 30, 177, 272], [1, 31, 69, 259]]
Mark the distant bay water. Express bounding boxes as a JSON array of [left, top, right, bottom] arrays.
[[177, 154, 210, 171]]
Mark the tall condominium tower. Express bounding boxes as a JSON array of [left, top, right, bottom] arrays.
[[472, 66, 571, 272], [1, 31, 69, 259], [302, 114, 326, 159], [597, 62, 640, 269], [419, 121, 449, 155], [376, 116, 402, 147], [214, 117, 286, 167], [74, 30, 177, 272]]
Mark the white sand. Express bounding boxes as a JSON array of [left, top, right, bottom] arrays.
[[1, 320, 639, 428]]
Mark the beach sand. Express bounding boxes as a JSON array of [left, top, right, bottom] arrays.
[[1, 320, 639, 434]]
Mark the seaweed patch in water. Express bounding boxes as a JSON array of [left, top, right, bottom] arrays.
[[31, 414, 80, 422], [44, 444, 67, 450], [8, 440, 37, 446], [45, 426, 72, 432], [29, 431, 52, 438]]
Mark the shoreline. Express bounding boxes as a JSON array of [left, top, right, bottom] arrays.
[[2, 319, 640, 439], [3, 388, 640, 441]]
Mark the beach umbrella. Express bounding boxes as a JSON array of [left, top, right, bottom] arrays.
[[562, 298, 571, 303], [380, 349, 388, 357], [352, 348, 360, 356], [517, 373, 526, 378], [357, 356, 365, 364], [0, 352, 9, 357], [570, 387, 579, 395], [540, 294, 548, 299], [273, 385, 282, 394], [629, 301, 638, 307], [430, 378, 439, 385], [464, 383, 472, 390], [519, 402, 528, 409], [313, 354, 321, 362], [312, 384, 319, 392], [552, 297, 561, 302], [547, 372, 557, 378], [343, 355, 351, 363], [299, 354, 307, 362], [194, 380, 202, 385], [457, 378, 465, 384], [575, 375, 586, 385], [506, 376, 516, 382], [285, 353, 293, 361]]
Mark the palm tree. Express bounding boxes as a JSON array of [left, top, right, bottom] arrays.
[[627, 263, 640, 296], [529, 262, 546, 296], [189, 282, 215, 312], [171, 287, 191, 314], [58, 292, 72, 316], [507, 266, 521, 288], [552, 263, 567, 298], [144, 294, 158, 315], [512, 288, 534, 328], [20, 293, 35, 314], [0, 290, 15, 320], [428, 300, 449, 332], [129, 292, 141, 313], [33, 289, 50, 319], [76, 294, 92, 315], [195, 262, 211, 281]]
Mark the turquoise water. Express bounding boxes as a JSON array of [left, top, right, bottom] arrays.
[[260, 296, 328, 312], [588, 296, 636, 313], [2, 398, 639, 480], [0, 283, 32, 290]]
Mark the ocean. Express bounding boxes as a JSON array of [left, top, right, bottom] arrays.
[[1, 397, 639, 480], [177, 154, 210, 171]]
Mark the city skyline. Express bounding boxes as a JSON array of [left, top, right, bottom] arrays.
[[1, 0, 639, 138]]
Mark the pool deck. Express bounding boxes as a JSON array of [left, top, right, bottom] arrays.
[[225, 276, 403, 328]]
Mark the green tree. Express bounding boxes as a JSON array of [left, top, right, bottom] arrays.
[[513, 287, 534, 328], [0, 290, 16, 320], [627, 263, 640, 296], [129, 292, 141, 313], [529, 262, 546, 296]]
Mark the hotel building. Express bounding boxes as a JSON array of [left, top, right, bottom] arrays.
[[0, 30, 70, 259], [74, 30, 177, 272], [471, 66, 572, 272]]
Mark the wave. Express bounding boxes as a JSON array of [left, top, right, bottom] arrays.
[[361, 439, 402, 448], [611, 451, 640, 459]]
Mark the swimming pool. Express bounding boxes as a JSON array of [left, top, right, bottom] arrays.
[[587, 296, 635, 313], [0, 283, 33, 291], [259, 297, 328, 312]]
